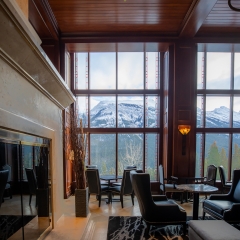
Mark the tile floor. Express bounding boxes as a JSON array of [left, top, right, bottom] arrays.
[[1, 194, 204, 240], [43, 194, 201, 240]]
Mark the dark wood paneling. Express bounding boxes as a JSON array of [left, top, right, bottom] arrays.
[[29, 0, 59, 40], [48, 0, 193, 35]]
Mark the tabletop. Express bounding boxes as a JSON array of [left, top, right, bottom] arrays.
[[176, 184, 218, 193], [100, 175, 122, 181]]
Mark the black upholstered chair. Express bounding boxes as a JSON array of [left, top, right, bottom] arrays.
[[218, 165, 231, 193], [0, 170, 9, 207], [25, 168, 38, 206], [2, 164, 12, 199], [202, 169, 240, 224], [85, 168, 110, 207], [130, 170, 187, 235], [159, 165, 184, 203], [109, 169, 135, 208]]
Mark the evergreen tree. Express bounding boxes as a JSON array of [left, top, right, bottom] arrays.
[[205, 141, 220, 174], [232, 143, 240, 171]]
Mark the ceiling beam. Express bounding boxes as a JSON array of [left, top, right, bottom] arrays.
[[179, 0, 218, 38]]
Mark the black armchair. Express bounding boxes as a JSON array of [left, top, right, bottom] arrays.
[[85, 168, 110, 207], [218, 165, 231, 193], [130, 170, 187, 235], [202, 169, 240, 224], [0, 170, 9, 207], [109, 169, 134, 208], [159, 165, 184, 203]]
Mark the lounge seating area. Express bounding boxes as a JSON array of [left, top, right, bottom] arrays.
[[2, 1, 240, 240]]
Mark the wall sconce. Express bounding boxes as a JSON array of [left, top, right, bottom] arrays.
[[178, 125, 191, 155]]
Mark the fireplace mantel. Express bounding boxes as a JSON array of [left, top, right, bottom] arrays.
[[0, 0, 75, 109]]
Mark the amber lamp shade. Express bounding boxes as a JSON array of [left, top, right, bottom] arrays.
[[178, 125, 191, 155], [178, 125, 191, 135]]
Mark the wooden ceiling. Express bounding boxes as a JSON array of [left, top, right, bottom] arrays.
[[29, 0, 240, 52]]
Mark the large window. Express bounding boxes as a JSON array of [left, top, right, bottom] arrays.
[[74, 52, 161, 180], [196, 51, 240, 180]]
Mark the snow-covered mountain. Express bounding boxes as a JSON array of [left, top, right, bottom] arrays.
[[90, 100, 157, 128], [197, 106, 240, 128]]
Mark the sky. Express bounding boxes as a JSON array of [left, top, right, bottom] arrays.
[[76, 51, 240, 113]]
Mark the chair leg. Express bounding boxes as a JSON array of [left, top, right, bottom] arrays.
[[131, 193, 134, 206], [202, 211, 206, 219], [120, 195, 123, 208], [180, 193, 183, 204], [29, 194, 32, 205], [98, 194, 101, 207]]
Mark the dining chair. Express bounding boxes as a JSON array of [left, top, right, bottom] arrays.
[[199, 164, 217, 199], [0, 170, 9, 207], [85, 168, 110, 207], [109, 169, 134, 208], [159, 165, 184, 203], [2, 164, 12, 199], [25, 168, 38, 206], [218, 165, 231, 193]]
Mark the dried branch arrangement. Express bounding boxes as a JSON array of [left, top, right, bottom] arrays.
[[69, 108, 87, 189]]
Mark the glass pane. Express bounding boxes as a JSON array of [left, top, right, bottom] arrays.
[[196, 133, 204, 177], [234, 53, 240, 89], [146, 52, 159, 89], [197, 52, 204, 89], [205, 133, 229, 180], [205, 96, 230, 128], [197, 96, 204, 128], [145, 95, 159, 128], [76, 96, 88, 127], [76, 52, 88, 89], [206, 52, 231, 89], [22, 145, 33, 180], [118, 133, 143, 176], [117, 96, 143, 128], [233, 97, 240, 128], [232, 134, 240, 175], [118, 52, 144, 89], [90, 52, 116, 89], [145, 133, 158, 180], [90, 96, 116, 128], [90, 134, 116, 175]]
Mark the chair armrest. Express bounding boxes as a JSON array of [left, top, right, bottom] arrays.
[[152, 195, 168, 201], [208, 194, 230, 200]]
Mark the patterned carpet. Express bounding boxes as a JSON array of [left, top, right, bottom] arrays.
[[107, 216, 188, 240], [0, 215, 36, 240]]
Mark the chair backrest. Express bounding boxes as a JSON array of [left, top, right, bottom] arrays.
[[130, 171, 155, 219], [218, 165, 227, 187], [120, 169, 133, 194], [205, 164, 217, 186], [25, 168, 38, 194], [2, 164, 11, 182], [0, 170, 9, 207], [85, 168, 101, 194], [230, 169, 240, 202], [86, 165, 97, 169], [159, 164, 165, 193]]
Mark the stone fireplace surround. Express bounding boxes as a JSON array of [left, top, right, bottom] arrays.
[[0, 0, 75, 232]]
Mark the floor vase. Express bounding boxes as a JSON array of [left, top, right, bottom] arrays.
[[75, 187, 89, 217]]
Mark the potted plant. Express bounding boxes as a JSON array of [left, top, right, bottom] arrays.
[[69, 108, 89, 217]]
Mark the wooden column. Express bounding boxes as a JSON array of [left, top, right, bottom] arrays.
[[170, 40, 197, 180]]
